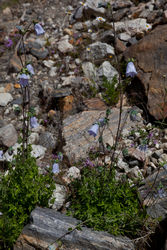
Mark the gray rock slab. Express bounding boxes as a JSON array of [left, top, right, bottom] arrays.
[[84, 42, 115, 63], [39, 131, 56, 150], [0, 124, 18, 147], [63, 107, 144, 160], [14, 207, 135, 250], [0, 93, 13, 106]]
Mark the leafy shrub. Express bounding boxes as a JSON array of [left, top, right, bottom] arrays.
[[102, 76, 119, 106], [0, 145, 55, 249], [68, 165, 147, 238]]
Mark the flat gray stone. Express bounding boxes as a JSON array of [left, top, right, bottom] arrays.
[[0, 124, 18, 147], [0, 93, 13, 106], [14, 207, 135, 250], [63, 107, 144, 160]]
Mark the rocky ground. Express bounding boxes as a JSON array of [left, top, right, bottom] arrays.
[[1, 0, 167, 249]]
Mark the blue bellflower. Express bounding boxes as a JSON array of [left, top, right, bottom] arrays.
[[126, 62, 137, 78], [30, 117, 39, 128], [88, 123, 99, 137], [52, 163, 60, 174], [34, 23, 45, 35], [27, 64, 35, 75], [19, 73, 29, 87], [0, 150, 3, 159]]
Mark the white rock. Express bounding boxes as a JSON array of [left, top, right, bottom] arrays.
[[43, 60, 55, 68], [118, 33, 131, 41], [117, 159, 130, 173], [29, 132, 39, 144], [58, 35, 73, 53], [31, 145, 46, 159], [49, 67, 57, 77], [63, 166, 81, 184], [49, 184, 67, 210], [82, 62, 97, 81], [0, 93, 13, 106], [97, 61, 119, 85]]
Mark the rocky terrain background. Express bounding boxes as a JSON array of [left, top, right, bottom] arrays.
[[1, 0, 167, 249]]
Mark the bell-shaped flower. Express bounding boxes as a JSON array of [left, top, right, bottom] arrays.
[[27, 64, 35, 75], [88, 123, 99, 137], [52, 162, 60, 174], [98, 118, 105, 127], [58, 152, 63, 161], [30, 116, 39, 129], [34, 23, 45, 36], [0, 150, 3, 159], [18, 73, 30, 87], [126, 62, 137, 78]]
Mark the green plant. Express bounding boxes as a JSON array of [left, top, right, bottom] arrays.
[[67, 165, 147, 238], [102, 76, 119, 106], [0, 145, 55, 249]]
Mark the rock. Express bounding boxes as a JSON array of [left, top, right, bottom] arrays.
[[58, 35, 73, 53], [14, 207, 135, 250], [63, 107, 143, 160], [39, 132, 56, 150], [84, 98, 107, 110], [84, 42, 115, 63], [43, 60, 55, 68], [49, 184, 67, 210], [115, 18, 149, 36], [28, 132, 39, 144], [82, 61, 97, 81], [27, 39, 49, 59], [112, 0, 133, 10], [152, 149, 163, 159], [62, 166, 81, 184], [49, 67, 57, 77], [124, 25, 167, 120], [118, 33, 131, 42], [127, 166, 144, 180], [0, 124, 18, 147], [159, 153, 167, 163], [115, 38, 127, 53], [0, 93, 13, 106], [31, 145, 46, 159], [117, 159, 130, 173], [127, 148, 146, 162], [2, 7, 13, 20], [138, 169, 167, 219], [97, 61, 119, 84]]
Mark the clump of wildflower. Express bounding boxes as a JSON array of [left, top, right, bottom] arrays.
[[30, 117, 39, 128], [126, 62, 137, 78], [18, 73, 30, 87], [34, 23, 45, 36], [85, 158, 94, 167], [26, 64, 35, 75], [138, 144, 148, 152], [96, 17, 106, 22]]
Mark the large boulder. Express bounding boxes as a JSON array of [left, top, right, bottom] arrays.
[[124, 25, 167, 120], [14, 207, 135, 250]]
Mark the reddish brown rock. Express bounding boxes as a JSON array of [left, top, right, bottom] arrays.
[[84, 98, 107, 110], [124, 25, 167, 120]]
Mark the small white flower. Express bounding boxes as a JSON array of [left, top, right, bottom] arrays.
[[86, 47, 91, 51], [96, 17, 106, 22], [88, 29, 92, 33], [52, 163, 60, 174], [79, 1, 87, 7], [126, 62, 137, 78], [88, 123, 99, 137], [145, 23, 152, 31]]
